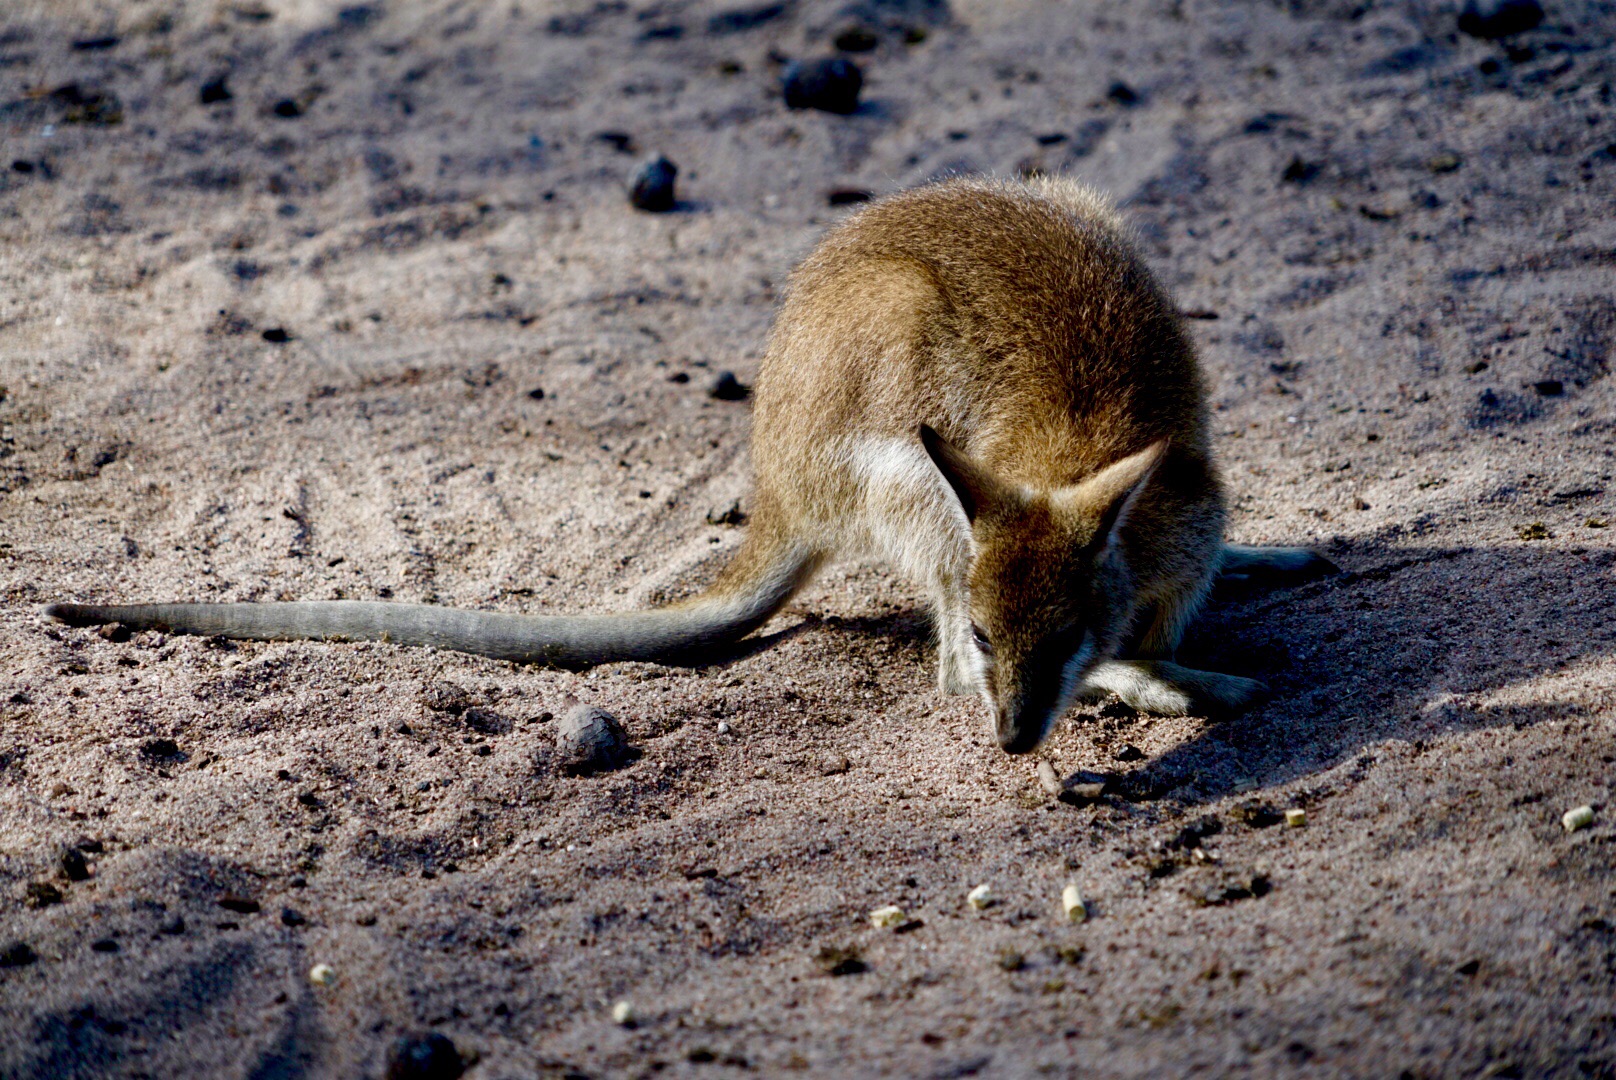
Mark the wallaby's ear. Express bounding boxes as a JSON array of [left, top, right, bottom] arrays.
[[1056, 441, 1168, 556], [918, 424, 1005, 525]]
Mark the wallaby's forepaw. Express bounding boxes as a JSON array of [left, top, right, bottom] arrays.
[[1082, 660, 1267, 717], [1218, 545, 1338, 584]]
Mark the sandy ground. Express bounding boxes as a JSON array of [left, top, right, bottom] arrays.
[[1, 0, 1614, 1077]]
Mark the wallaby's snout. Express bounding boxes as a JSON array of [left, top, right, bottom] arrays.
[[995, 702, 1047, 755]]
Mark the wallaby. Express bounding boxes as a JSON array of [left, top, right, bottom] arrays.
[[45, 177, 1330, 753]]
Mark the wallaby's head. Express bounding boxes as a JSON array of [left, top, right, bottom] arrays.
[[919, 426, 1165, 754]]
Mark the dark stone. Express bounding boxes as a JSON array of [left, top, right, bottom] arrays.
[[280, 907, 306, 927], [1113, 743, 1144, 762], [140, 738, 180, 759], [200, 74, 232, 105], [297, 790, 322, 808], [1106, 80, 1139, 105], [707, 3, 787, 34], [61, 848, 90, 882], [218, 894, 261, 914], [555, 704, 632, 776], [827, 188, 872, 206], [815, 945, 867, 976], [422, 681, 470, 714], [1458, 0, 1543, 39], [782, 57, 863, 114], [386, 1032, 464, 1080], [709, 371, 750, 401], [91, 938, 120, 953], [0, 941, 37, 967], [526, 386, 545, 400], [261, 328, 290, 343], [26, 882, 64, 908], [667, 371, 690, 383], [271, 99, 303, 119], [71, 36, 121, 51], [629, 154, 678, 212], [1533, 379, 1564, 396], [1282, 157, 1321, 183], [11, 160, 34, 174], [834, 25, 881, 52], [462, 707, 510, 735], [595, 131, 635, 153], [1231, 801, 1283, 828], [159, 916, 186, 935]]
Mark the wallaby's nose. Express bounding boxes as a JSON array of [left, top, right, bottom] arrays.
[[996, 709, 1042, 755]]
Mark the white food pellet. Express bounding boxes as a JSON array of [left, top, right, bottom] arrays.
[[1061, 883, 1087, 923], [1285, 808, 1307, 828], [869, 904, 906, 929], [308, 963, 335, 986], [967, 884, 993, 910], [1563, 805, 1595, 833], [716, 722, 731, 735], [611, 1000, 635, 1026]]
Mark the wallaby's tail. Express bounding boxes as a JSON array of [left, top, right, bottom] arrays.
[[1217, 543, 1337, 579], [43, 528, 824, 667]]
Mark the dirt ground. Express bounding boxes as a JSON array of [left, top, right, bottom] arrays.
[[1, 0, 1614, 1076]]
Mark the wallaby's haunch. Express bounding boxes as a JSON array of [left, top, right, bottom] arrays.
[[46, 177, 1331, 754]]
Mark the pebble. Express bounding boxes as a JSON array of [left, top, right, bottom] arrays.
[[708, 371, 750, 401], [280, 907, 307, 927], [815, 944, 866, 975], [422, 681, 470, 714], [385, 1032, 465, 1080], [309, 963, 336, 986], [819, 752, 850, 775], [869, 904, 906, 929], [966, 884, 993, 910], [1105, 80, 1139, 105], [91, 938, 119, 953], [716, 721, 732, 736], [611, 1000, 636, 1026], [629, 155, 678, 212], [199, 74, 232, 105], [1061, 882, 1087, 922], [61, 847, 90, 882], [555, 703, 632, 775], [1285, 808, 1308, 829], [705, 499, 747, 526], [1113, 743, 1144, 762], [219, 894, 261, 914], [782, 57, 863, 114], [1563, 805, 1595, 833], [27, 879, 63, 905], [1185, 868, 1271, 907], [0, 941, 37, 967], [1458, 0, 1543, 39]]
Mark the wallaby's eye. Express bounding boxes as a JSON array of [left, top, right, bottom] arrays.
[[971, 623, 993, 654]]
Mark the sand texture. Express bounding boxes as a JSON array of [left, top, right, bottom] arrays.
[[2, 1, 1614, 1076]]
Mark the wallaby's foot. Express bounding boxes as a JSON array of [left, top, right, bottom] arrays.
[[1218, 544, 1338, 584], [1081, 659, 1267, 717]]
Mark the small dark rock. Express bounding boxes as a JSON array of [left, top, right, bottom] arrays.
[[706, 500, 747, 527], [1035, 132, 1069, 145], [386, 1031, 465, 1080], [997, 948, 1026, 971], [159, 916, 186, 935], [422, 681, 470, 714], [1533, 379, 1564, 396], [1458, 0, 1543, 39], [815, 944, 867, 976], [667, 371, 690, 383], [73, 36, 121, 51], [526, 387, 545, 401], [74, 838, 102, 854], [26, 882, 64, 908], [1106, 80, 1139, 105], [297, 790, 322, 808], [596, 131, 636, 154], [61, 848, 90, 882], [833, 24, 880, 52], [629, 154, 678, 212], [1113, 743, 1144, 762], [141, 738, 180, 760], [555, 703, 632, 775], [91, 938, 120, 953], [707, 3, 788, 35], [261, 328, 290, 343], [1231, 800, 1283, 829], [200, 74, 232, 105], [280, 907, 306, 927], [462, 707, 509, 735], [687, 1048, 717, 1064], [11, 160, 34, 174], [782, 57, 863, 114], [0, 941, 38, 967], [1185, 868, 1270, 907], [271, 99, 303, 119], [827, 188, 873, 206], [1458, 958, 1482, 976], [1282, 157, 1321, 184], [709, 371, 750, 401], [219, 894, 261, 915]]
